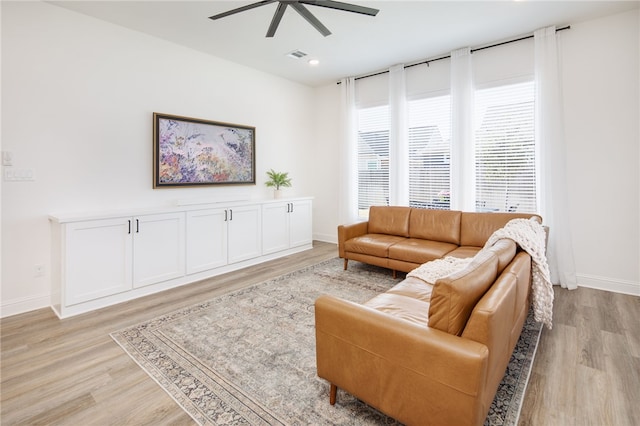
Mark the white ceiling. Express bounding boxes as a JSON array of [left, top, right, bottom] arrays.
[[50, 1, 639, 87]]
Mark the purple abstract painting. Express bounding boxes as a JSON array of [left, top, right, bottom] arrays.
[[154, 113, 255, 187]]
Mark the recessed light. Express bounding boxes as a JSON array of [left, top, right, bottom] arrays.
[[308, 59, 320, 66]]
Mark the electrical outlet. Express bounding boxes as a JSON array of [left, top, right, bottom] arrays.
[[34, 264, 45, 277]]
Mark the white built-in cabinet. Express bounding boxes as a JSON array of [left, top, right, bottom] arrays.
[[133, 213, 185, 288], [63, 212, 185, 306], [226, 204, 262, 264], [262, 199, 312, 255], [185, 204, 261, 274], [64, 217, 132, 306], [185, 208, 227, 274], [50, 198, 312, 318]]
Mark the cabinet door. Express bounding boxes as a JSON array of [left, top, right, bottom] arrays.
[[133, 212, 185, 288], [186, 209, 228, 274], [65, 218, 132, 306], [227, 205, 261, 264], [262, 202, 290, 255], [289, 200, 313, 248]]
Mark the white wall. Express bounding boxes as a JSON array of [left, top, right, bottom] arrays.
[[311, 9, 640, 295], [311, 83, 341, 243], [1, 1, 316, 316], [562, 9, 639, 295]]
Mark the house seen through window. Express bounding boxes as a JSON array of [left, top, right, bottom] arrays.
[[356, 79, 536, 217], [474, 80, 536, 213], [357, 105, 389, 218]]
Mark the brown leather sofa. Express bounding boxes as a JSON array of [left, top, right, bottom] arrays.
[[316, 207, 542, 425], [338, 205, 540, 275]]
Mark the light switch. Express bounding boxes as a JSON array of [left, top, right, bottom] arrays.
[[2, 151, 13, 166], [4, 168, 35, 181]]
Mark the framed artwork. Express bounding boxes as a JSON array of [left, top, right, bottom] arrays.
[[153, 112, 255, 188]]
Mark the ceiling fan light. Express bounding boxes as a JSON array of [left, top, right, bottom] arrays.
[[210, 0, 379, 38]]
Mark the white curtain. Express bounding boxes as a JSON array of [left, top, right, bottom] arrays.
[[534, 26, 578, 289], [339, 77, 359, 224], [389, 64, 409, 206], [450, 47, 476, 211]]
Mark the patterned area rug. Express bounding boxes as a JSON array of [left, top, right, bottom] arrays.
[[111, 258, 541, 425]]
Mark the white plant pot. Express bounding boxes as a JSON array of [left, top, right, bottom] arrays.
[[274, 189, 282, 199]]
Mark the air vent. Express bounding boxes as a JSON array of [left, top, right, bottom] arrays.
[[286, 50, 308, 59]]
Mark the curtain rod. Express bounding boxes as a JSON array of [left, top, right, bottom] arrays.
[[337, 25, 570, 84]]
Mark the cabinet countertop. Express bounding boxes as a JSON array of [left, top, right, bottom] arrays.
[[49, 197, 314, 224]]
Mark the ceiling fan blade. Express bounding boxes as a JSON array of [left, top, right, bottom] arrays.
[[209, 0, 278, 20], [266, 3, 288, 37], [299, 0, 379, 16], [290, 2, 332, 37]]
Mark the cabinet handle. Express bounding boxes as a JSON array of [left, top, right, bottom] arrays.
[[224, 210, 228, 221], [290, 203, 294, 213], [230, 209, 233, 221], [128, 220, 131, 234], [136, 219, 139, 233]]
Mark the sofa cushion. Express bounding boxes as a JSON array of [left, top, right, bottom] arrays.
[[486, 239, 517, 273], [344, 234, 406, 258], [428, 250, 499, 336], [459, 212, 541, 247], [408, 209, 462, 244], [447, 240, 516, 277], [446, 246, 481, 259], [364, 293, 430, 327], [368, 206, 411, 237], [388, 239, 457, 264], [386, 277, 435, 303]]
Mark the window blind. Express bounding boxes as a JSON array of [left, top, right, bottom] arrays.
[[357, 105, 390, 218], [474, 81, 536, 213], [408, 94, 452, 210]]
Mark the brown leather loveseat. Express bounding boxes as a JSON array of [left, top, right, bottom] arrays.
[[316, 206, 542, 425], [338, 205, 539, 275]]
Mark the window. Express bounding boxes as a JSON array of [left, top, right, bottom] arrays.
[[474, 81, 536, 212], [357, 105, 389, 218], [408, 94, 451, 210], [354, 79, 537, 217]]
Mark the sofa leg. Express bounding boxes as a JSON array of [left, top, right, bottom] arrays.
[[343, 259, 348, 270], [392, 270, 397, 279], [329, 384, 337, 405]]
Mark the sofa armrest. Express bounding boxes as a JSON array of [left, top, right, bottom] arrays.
[[315, 295, 489, 425], [337, 221, 368, 258]]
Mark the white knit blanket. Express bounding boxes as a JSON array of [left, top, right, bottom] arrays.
[[407, 256, 474, 285], [407, 218, 554, 329], [485, 218, 554, 329]]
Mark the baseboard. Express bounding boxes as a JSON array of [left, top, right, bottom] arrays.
[[1, 293, 51, 318], [577, 273, 640, 296], [313, 232, 337, 244]]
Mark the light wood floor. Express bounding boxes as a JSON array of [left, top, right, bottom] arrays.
[[519, 279, 640, 426], [1, 241, 639, 425]]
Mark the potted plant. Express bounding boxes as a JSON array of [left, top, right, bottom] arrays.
[[265, 169, 292, 198]]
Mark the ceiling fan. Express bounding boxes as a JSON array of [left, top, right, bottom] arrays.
[[209, 0, 379, 38]]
